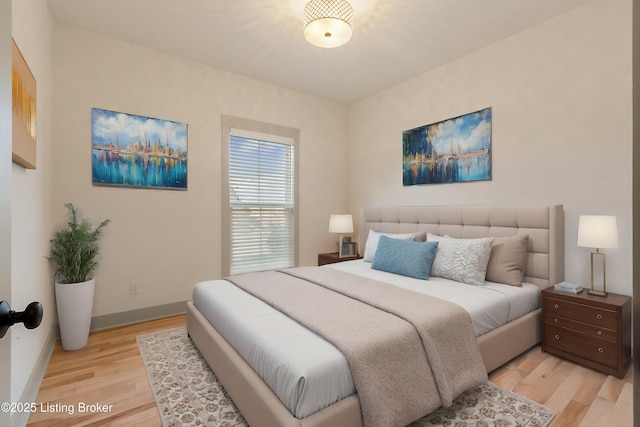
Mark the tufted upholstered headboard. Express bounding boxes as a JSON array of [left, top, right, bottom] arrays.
[[359, 205, 564, 289]]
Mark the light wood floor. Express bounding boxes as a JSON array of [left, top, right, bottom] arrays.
[[490, 345, 633, 426], [27, 314, 632, 426]]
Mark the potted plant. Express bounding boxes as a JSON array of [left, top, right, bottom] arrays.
[[50, 203, 109, 350]]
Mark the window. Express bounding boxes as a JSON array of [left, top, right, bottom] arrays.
[[222, 116, 299, 276]]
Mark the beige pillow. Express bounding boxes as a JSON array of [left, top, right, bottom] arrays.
[[485, 235, 529, 286]]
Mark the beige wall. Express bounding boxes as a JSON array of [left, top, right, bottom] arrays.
[[52, 25, 348, 317], [346, 0, 632, 296], [51, 1, 633, 311], [11, 0, 54, 406]]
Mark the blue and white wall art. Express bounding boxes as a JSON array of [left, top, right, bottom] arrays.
[[403, 107, 492, 186], [92, 108, 188, 190]]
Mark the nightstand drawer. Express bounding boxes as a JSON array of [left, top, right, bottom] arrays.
[[543, 297, 617, 330], [318, 252, 362, 266], [544, 324, 618, 368], [543, 314, 617, 341]]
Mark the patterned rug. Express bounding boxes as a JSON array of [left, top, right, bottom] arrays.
[[137, 326, 555, 427]]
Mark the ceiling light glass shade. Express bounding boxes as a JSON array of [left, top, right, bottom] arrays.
[[304, 0, 353, 48]]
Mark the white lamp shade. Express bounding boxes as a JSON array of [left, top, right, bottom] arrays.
[[329, 214, 353, 233], [577, 215, 618, 249]]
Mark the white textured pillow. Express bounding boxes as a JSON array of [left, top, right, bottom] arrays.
[[363, 230, 415, 262], [427, 233, 495, 285]]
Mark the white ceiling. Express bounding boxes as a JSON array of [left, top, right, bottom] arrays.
[[47, 0, 593, 104]]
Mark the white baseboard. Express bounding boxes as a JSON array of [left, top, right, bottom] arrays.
[[13, 323, 57, 427]]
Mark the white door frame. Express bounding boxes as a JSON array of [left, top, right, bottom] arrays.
[[0, 0, 13, 425]]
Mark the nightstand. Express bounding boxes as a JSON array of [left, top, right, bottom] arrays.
[[541, 287, 631, 378], [318, 252, 362, 266]]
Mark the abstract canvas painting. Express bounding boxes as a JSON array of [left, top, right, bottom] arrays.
[[12, 39, 37, 169], [402, 107, 491, 186], [92, 108, 188, 190]]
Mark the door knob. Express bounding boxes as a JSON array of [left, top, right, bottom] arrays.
[[0, 301, 43, 338]]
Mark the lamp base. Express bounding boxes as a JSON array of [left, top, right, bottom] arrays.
[[588, 251, 608, 297], [587, 289, 608, 297]]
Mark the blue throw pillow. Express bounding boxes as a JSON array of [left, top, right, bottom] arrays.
[[371, 235, 439, 280]]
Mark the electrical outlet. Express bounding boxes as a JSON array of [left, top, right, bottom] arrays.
[[129, 281, 140, 295]]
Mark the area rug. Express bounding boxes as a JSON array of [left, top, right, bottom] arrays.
[[137, 326, 555, 427]]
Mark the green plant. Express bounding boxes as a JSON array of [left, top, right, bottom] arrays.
[[50, 203, 110, 284]]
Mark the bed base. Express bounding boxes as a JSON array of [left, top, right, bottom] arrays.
[[187, 204, 562, 426], [187, 301, 540, 427]]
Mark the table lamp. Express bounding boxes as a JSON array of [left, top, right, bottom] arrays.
[[329, 214, 353, 258], [577, 215, 618, 296]]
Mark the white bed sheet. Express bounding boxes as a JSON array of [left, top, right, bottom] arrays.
[[192, 280, 355, 419], [192, 261, 540, 419], [328, 260, 540, 336]]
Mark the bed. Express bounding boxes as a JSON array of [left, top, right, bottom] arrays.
[[187, 204, 564, 427]]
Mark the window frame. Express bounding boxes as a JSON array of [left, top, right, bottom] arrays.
[[221, 115, 300, 277]]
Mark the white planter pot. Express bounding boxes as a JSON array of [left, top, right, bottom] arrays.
[[55, 278, 95, 351]]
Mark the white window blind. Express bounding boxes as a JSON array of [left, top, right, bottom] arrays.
[[228, 132, 295, 275]]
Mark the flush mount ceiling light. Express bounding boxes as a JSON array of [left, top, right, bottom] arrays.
[[303, 0, 353, 48]]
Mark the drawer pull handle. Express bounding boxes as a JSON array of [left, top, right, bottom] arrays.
[[598, 347, 604, 353], [554, 334, 560, 340], [554, 318, 558, 323], [596, 314, 603, 320], [554, 304, 559, 309], [597, 330, 602, 335]]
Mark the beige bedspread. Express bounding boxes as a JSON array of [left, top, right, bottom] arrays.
[[226, 266, 487, 427]]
